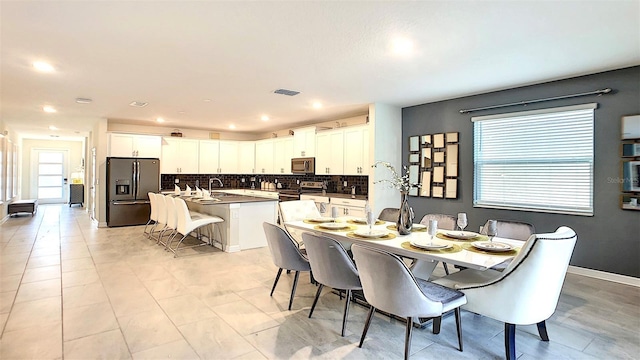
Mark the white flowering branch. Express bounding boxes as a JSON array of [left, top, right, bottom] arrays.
[[371, 161, 421, 193]]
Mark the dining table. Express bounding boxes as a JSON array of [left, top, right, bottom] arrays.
[[284, 217, 523, 273]]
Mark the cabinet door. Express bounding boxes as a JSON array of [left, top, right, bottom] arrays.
[[255, 139, 274, 174], [293, 126, 316, 157], [274, 137, 293, 174], [316, 130, 344, 175], [161, 138, 199, 174], [198, 140, 220, 174], [344, 126, 369, 175], [135, 135, 162, 158], [218, 141, 239, 173], [108, 134, 135, 157], [238, 142, 255, 174]]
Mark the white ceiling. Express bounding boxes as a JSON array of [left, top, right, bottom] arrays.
[[1, 1, 639, 140]]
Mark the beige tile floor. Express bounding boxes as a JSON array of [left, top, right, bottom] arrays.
[[0, 205, 638, 359]]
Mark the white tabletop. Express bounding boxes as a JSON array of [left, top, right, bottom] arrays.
[[284, 219, 522, 271]]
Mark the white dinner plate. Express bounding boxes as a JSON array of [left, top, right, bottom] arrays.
[[309, 217, 334, 223], [472, 241, 513, 252], [445, 231, 479, 240], [318, 222, 349, 230], [410, 241, 452, 250], [412, 223, 427, 230], [351, 218, 369, 224], [354, 229, 388, 238]]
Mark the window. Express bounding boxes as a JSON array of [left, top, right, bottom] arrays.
[[473, 103, 596, 215]]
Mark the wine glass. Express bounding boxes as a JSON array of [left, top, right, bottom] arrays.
[[457, 213, 468, 233], [331, 206, 338, 221], [427, 219, 438, 245], [486, 220, 498, 242]]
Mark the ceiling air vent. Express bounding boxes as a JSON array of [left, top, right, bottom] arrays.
[[273, 88, 300, 96], [129, 101, 148, 107]]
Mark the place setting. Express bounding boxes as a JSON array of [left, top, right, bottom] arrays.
[[462, 220, 520, 255], [346, 209, 395, 240], [403, 219, 461, 253], [436, 213, 488, 241]]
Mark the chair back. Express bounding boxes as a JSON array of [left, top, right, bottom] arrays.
[[460, 227, 577, 325], [165, 196, 178, 230], [148, 193, 158, 221], [378, 208, 399, 222], [352, 244, 444, 317], [420, 214, 456, 230], [279, 200, 321, 222], [262, 222, 310, 272], [480, 219, 535, 241], [174, 197, 191, 234], [155, 194, 168, 225], [302, 233, 361, 290]]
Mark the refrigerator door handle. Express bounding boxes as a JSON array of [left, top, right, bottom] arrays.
[[135, 160, 141, 199], [113, 200, 150, 205]]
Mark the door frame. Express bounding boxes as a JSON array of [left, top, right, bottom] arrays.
[[30, 148, 70, 204]]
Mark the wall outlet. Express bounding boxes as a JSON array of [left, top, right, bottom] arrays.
[[296, 179, 300, 185], [174, 178, 180, 184], [241, 178, 245, 182], [343, 181, 348, 187]]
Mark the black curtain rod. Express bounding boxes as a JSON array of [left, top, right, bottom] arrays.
[[459, 88, 612, 114]]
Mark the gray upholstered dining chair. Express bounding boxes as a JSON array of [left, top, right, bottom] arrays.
[[412, 213, 458, 277], [433, 226, 577, 360], [378, 207, 400, 222], [301, 232, 362, 337], [352, 244, 466, 360], [262, 222, 312, 310]]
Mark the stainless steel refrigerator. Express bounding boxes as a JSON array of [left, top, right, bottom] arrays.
[[106, 157, 160, 227]]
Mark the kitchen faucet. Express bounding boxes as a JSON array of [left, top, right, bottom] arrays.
[[209, 178, 223, 193]]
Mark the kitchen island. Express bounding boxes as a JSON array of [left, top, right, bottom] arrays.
[[181, 192, 278, 252]]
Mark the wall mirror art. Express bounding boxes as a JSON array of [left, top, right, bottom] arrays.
[[408, 131, 459, 198]]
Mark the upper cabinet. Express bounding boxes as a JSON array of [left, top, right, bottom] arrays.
[[199, 140, 240, 174], [274, 137, 294, 174], [315, 129, 344, 175], [108, 133, 162, 158], [255, 139, 275, 174], [343, 125, 369, 175], [293, 126, 316, 157], [161, 137, 199, 174], [238, 142, 256, 174]]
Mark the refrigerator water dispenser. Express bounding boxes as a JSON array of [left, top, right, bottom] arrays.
[[115, 179, 130, 195]]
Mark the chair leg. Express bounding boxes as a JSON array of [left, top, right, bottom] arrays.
[[288, 271, 301, 310], [341, 289, 351, 337], [359, 306, 375, 348], [404, 316, 413, 360], [443, 262, 450, 275], [270, 268, 283, 296], [505, 323, 516, 360], [309, 284, 324, 318], [432, 316, 442, 334], [454, 308, 463, 351], [537, 321, 549, 341]]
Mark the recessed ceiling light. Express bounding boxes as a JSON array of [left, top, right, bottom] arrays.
[[392, 37, 414, 55], [43, 106, 57, 113], [229, 124, 236, 130], [204, 99, 212, 102], [75, 97, 92, 104], [156, 117, 165, 123], [49, 125, 58, 131], [312, 102, 323, 109], [33, 61, 55, 72], [261, 115, 269, 121]]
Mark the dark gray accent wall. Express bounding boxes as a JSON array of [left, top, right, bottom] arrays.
[[402, 66, 640, 278]]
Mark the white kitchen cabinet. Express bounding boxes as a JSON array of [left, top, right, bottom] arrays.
[[108, 133, 162, 158], [199, 140, 239, 174], [315, 129, 344, 175], [293, 126, 316, 157], [273, 136, 294, 174], [343, 125, 370, 175], [161, 137, 199, 174], [238, 142, 256, 174], [255, 139, 275, 174], [330, 197, 367, 217], [300, 194, 330, 215]]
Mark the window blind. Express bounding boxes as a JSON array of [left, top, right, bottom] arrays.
[[472, 103, 596, 215]]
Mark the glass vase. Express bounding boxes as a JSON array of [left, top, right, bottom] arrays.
[[397, 192, 413, 235]]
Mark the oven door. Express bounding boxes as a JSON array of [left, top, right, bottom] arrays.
[[278, 192, 300, 202]]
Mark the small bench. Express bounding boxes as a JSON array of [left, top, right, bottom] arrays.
[[8, 199, 38, 217]]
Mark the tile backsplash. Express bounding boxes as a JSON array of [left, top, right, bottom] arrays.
[[161, 173, 369, 195]]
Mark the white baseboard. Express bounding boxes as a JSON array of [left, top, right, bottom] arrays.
[[568, 265, 640, 287], [225, 244, 241, 253]]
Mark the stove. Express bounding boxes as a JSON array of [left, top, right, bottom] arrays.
[[277, 181, 325, 202]]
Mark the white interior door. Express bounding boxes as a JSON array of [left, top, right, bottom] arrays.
[[31, 149, 68, 204]]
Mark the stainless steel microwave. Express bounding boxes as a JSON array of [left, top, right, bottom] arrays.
[[291, 157, 315, 174]]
